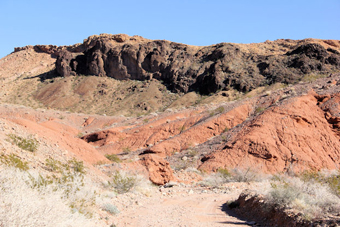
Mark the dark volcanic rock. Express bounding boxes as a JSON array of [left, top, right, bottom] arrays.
[[56, 50, 76, 77], [54, 35, 340, 94]]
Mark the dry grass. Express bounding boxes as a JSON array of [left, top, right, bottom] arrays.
[[0, 165, 101, 226], [265, 173, 340, 220], [107, 170, 149, 195], [200, 167, 266, 187]]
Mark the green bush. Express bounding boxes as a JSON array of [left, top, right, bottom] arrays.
[[109, 171, 137, 194], [7, 134, 39, 152]]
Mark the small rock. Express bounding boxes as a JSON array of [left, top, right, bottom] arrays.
[[164, 181, 178, 188]]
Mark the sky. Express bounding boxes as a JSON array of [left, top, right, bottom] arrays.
[[0, 0, 339, 58]]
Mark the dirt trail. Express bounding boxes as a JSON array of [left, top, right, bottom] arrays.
[[114, 186, 251, 227]]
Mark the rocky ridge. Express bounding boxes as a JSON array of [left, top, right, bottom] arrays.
[[53, 35, 340, 95]]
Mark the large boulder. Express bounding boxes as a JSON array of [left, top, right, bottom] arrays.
[[140, 154, 174, 185]]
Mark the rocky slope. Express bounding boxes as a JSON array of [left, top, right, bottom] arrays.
[[1, 34, 340, 186]]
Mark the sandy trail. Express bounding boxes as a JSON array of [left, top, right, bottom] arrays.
[[114, 188, 250, 227]]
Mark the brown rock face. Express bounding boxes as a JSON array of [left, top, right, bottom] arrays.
[[53, 35, 340, 94], [140, 154, 174, 185], [56, 50, 76, 77]]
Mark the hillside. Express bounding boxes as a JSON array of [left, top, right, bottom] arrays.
[[1, 34, 340, 226]]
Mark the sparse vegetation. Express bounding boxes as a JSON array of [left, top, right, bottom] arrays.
[[186, 149, 198, 157], [121, 147, 131, 154], [6, 134, 39, 152], [105, 154, 121, 163], [201, 167, 263, 187], [267, 174, 340, 220], [109, 171, 138, 194], [0, 153, 29, 171], [218, 168, 231, 180], [102, 203, 120, 215], [254, 107, 265, 115], [0, 166, 98, 226], [67, 158, 86, 175], [230, 167, 262, 182], [223, 127, 229, 133], [179, 125, 186, 133], [301, 73, 328, 83], [46, 158, 62, 172], [300, 170, 340, 197], [216, 106, 224, 114]]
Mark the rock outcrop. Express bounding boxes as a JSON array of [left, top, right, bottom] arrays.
[[139, 154, 174, 185], [199, 91, 340, 173], [52, 34, 340, 94]]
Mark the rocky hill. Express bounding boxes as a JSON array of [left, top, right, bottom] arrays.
[[2, 34, 340, 226], [1, 34, 340, 185]]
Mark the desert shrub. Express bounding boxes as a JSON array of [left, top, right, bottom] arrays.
[[102, 203, 120, 215], [267, 175, 340, 219], [46, 158, 62, 172], [67, 158, 86, 175], [109, 171, 138, 194], [105, 154, 121, 163], [216, 106, 224, 114], [0, 153, 29, 171], [300, 170, 340, 197], [171, 159, 196, 171], [254, 107, 265, 115], [6, 134, 38, 152], [186, 149, 198, 157], [218, 168, 231, 180], [28, 174, 54, 188], [230, 167, 263, 182], [200, 167, 264, 187], [121, 147, 131, 154]]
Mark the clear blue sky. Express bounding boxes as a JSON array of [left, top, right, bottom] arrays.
[[1, 0, 339, 58]]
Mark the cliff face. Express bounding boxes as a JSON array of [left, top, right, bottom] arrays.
[[55, 34, 340, 94]]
